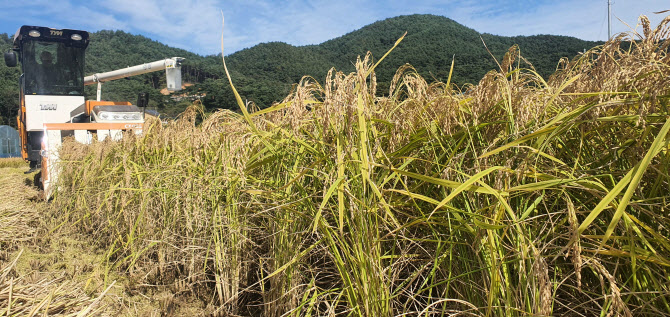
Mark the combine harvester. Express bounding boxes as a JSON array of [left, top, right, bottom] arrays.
[[3, 25, 184, 197]]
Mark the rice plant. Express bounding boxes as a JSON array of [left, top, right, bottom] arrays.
[[50, 15, 670, 316]]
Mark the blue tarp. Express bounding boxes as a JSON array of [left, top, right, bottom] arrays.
[[0, 125, 21, 158]]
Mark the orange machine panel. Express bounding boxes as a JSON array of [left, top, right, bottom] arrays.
[[18, 93, 27, 160], [43, 122, 144, 131], [17, 115, 27, 160]]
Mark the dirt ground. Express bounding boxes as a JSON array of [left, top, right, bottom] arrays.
[[0, 163, 205, 316]]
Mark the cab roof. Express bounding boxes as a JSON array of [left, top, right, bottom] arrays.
[[12, 25, 90, 50]]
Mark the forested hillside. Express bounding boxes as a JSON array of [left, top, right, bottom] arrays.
[[0, 14, 602, 128], [212, 15, 602, 108], [0, 34, 20, 127]]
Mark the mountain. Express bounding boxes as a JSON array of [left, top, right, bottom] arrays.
[[214, 14, 601, 109], [0, 14, 602, 127]]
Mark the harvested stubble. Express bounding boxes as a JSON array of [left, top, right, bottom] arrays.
[[0, 167, 108, 316], [0, 251, 109, 316], [0, 158, 27, 169], [0, 168, 39, 247], [52, 16, 670, 316]]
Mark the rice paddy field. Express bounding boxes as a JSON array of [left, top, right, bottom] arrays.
[[3, 16, 670, 316]]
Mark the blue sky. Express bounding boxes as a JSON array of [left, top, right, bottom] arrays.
[[0, 0, 667, 56]]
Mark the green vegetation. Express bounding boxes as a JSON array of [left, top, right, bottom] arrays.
[[47, 16, 670, 316], [0, 34, 20, 127], [0, 14, 601, 128]]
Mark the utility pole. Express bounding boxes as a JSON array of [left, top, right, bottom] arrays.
[[608, 0, 612, 39]]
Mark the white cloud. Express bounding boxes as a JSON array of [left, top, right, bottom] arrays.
[[0, 0, 126, 34], [443, 0, 669, 41], [91, 0, 224, 53]]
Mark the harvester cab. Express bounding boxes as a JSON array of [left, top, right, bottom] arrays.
[[4, 25, 184, 196], [4, 26, 90, 168]]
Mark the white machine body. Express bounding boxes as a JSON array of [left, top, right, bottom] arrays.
[[24, 95, 85, 131]]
